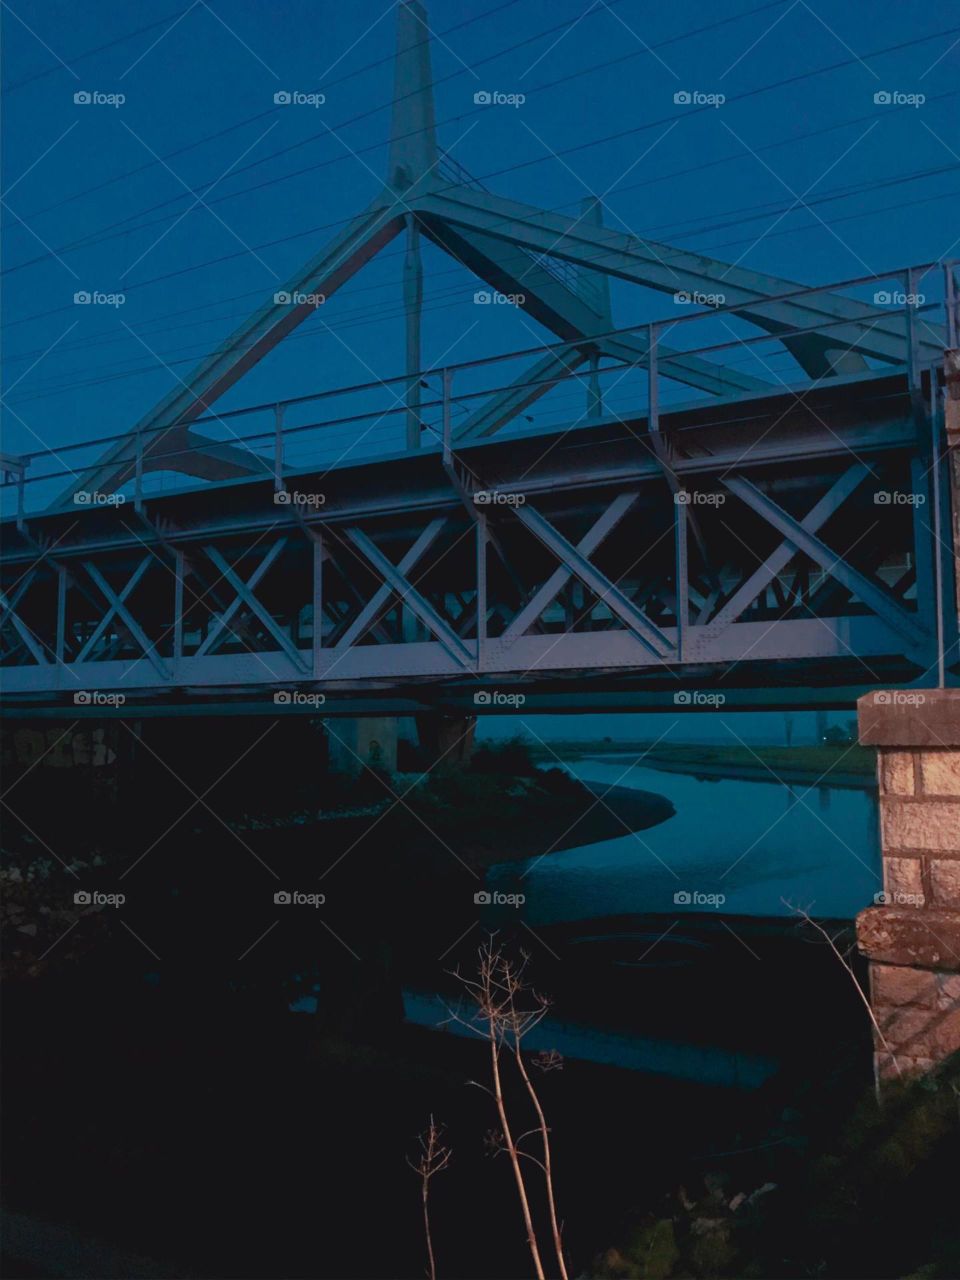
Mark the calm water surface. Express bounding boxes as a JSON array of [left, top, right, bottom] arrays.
[[488, 755, 880, 924]]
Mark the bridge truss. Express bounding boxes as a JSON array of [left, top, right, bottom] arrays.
[[1, 2, 957, 715]]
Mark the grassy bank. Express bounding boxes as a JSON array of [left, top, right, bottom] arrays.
[[527, 739, 876, 779]]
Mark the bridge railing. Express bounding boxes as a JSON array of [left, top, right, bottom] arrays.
[[1, 259, 957, 519]]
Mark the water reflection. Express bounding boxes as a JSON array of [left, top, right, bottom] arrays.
[[489, 756, 880, 925]]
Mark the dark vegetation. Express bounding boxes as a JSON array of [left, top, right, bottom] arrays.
[[594, 1051, 960, 1279], [3, 720, 955, 1279]]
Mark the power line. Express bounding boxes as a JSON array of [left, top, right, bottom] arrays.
[[2, 7, 193, 93], [6, 146, 957, 387], [1, 0, 788, 276], [5, 12, 956, 323], [8, 0, 529, 225], [3, 13, 957, 421], [7, 176, 957, 409], [7, 78, 957, 371], [3, 61, 957, 356]]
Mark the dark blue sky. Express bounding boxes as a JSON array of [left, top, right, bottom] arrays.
[[2, 0, 958, 482]]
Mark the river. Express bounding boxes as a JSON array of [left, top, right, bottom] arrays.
[[487, 754, 881, 924], [403, 754, 880, 1086]]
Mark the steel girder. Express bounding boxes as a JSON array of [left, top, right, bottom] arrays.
[[3, 400, 946, 706], [51, 201, 408, 508], [415, 185, 945, 372], [423, 216, 772, 400]]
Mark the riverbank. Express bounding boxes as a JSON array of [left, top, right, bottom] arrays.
[[530, 740, 876, 785], [410, 777, 676, 869], [228, 768, 676, 873]]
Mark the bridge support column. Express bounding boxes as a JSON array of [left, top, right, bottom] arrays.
[[415, 713, 476, 768], [326, 717, 399, 775], [856, 690, 960, 1083]]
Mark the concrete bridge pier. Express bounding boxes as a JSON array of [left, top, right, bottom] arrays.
[[324, 714, 476, 775], [325, 717, 402, 775], [856, 690, 960, 1083]]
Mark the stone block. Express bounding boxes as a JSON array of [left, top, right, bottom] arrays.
[[876, 1005, 960, 1059], [877, 1053, 935, 1081], [871, 965, 938, 1008], [938, 974, 960, 1010], [856, 906, 960, 971], [858, 689, 960, 748], [880, 751, 915, 795], [883, 856, 924, 903], [920, 751, 960, 795], [928, 858, 960, 908], [880, 799, 960, 853]]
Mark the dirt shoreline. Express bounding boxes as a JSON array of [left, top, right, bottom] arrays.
[[455, 781, 676, 869]]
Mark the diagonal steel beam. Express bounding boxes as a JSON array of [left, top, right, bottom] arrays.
[[0, 569, 37, 625], [0, 584, 48, 665], [425, 216, 771, 400], [453, 347, 592, 442], [511, 502, 672, 658], [83, 558, 170, 677], [721, 474, 928, 649], [203, 542, 308, 671], [50, 200, 407, 509], [195, 539, 288, 658], [704, 463, 870, 636], [503, 492, 638, 642], [417, 186, 943, 371], [76, 555, 153, 663], [345, 527, 472, 667], [335, 518, 447, 649]]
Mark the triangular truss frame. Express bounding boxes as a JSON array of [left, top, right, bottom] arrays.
[[53, 0, 944, 509]]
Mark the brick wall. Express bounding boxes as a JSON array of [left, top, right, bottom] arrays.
[[857, 691, 960, 1082]]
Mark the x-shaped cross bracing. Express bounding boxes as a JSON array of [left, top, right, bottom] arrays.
[[79, 556, 170, 678], [196, 538, 309, 672], [0, 571, 48, 665], [341, 523, 472, 667]]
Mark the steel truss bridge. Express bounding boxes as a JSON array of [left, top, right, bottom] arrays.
[[1, 2, 958, 717]]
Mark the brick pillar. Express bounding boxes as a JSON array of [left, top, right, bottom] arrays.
[[856, 691, 960, 1082]]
